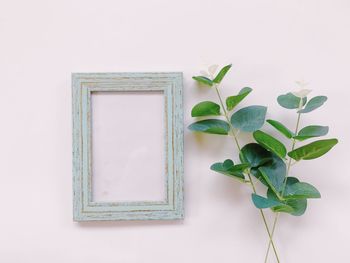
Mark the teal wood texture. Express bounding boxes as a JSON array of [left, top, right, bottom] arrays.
[[72, 72, 184, 221]]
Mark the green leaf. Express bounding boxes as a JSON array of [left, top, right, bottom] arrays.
[[269, 177, 300, 196], [210, 159, 249, 181], [277, 92, 307, 109], [294, 125, 329, 141], [258, 155, 286, 194], [282, 178, 308, 216], [222, 159, 234, 169], [192, 76, 213, 86], [251, 194, 283, 209], [188, 119, 230, 135], [284, 182, 321, 199], [231, 163, 251, 172], [267, 177, 307, 216], [269, 204, 295, 214], [298, 96, 327, 113], [266, 119, 294, 139], [253, 130, 287, 159], [240, 143, 273, 187], [240, 143, 287, 190], [249, 169, 269, 187], [231, 105, 267, 132], [267, 178, 307, 216], [211, 160, 233, 171], [213, 64, 232, 83], [225, 87, 252, 111], [285, 176, 300, 185], [288, 138, 338, 161], [229, 164, 250, 180], [284, 198, 307, 216], [239, 143, 273, 167], [191, 101, 221, 117]]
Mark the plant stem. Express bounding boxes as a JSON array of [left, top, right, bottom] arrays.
[[214, 86, 241, 150], [214, 85, 280, 263], [264, 105, 302, 263]]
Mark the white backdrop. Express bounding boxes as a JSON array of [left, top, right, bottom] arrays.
[[0, 0, 349, 262]]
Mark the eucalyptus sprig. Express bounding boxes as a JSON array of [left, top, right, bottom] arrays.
[[261, 87, 337, 262], [189, 65, 338, 262]]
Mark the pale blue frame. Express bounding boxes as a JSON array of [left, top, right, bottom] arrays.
[[72, 73, 184, 221]]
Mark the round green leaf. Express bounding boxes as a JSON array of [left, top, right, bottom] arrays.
[[211, 160, 234, 176], [188, 119, 230, 135], [298, 96, 327, 113], [284, 198, 307, 216], [251, 194, 283, 209], [191, 101, 221, 117], [213, 64, 232, 83], [231, 105, 267, 132], [285, 176, 300, 185], [192, 76, 213, 87], [284, 182, 321, 199], [267, 178, 307, 216], [269, 204, 295, 214], [250, 168, 269, 187], [222, 159, 234, 169], [239, 143, 285, 188], [210, 159, 248, 181], [294, 125, 329, 141], [267, 188, 305, 215], [258, 155, 286, 194], [230, 163, 250, 173], [239, 143, 273, 167], [277, 92, 307, 109], [266, 119, 294, 139], [225, 87, 252, 111], [288, 138, 338, 161], [253, 130, 287, 159]]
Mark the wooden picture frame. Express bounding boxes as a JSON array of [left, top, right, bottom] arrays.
[[72, 72, 184, 221]]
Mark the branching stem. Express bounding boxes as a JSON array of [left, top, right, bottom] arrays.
[[214, 85, 280, 263], [264, 99, 303, 263]]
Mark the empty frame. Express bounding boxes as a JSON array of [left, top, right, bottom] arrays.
[[72, 73, 184, 221]]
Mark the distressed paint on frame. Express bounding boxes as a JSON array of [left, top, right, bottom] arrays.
[[72, 72, 184, 221]]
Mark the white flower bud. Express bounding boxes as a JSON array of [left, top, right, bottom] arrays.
[[292, 89, 312, 98], [208, 64, 219, 76]]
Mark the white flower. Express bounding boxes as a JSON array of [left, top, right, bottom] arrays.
[[199, 64, 219, 79], [292, 80, 312, 98], [292, 89, 312, 98], [208, 64, 219, 77]]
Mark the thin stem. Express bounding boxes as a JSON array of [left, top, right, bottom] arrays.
[[264, 211, 280, 263], [264, 103, 303, 263], [214, 86, 240, 151], [214, 84, 280, 263], [248, 173, 281, 263]]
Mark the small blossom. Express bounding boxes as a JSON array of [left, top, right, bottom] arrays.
[[199, 64, 219, 79], [292, 89, 312, 98], [208, 64, 219, 77]]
